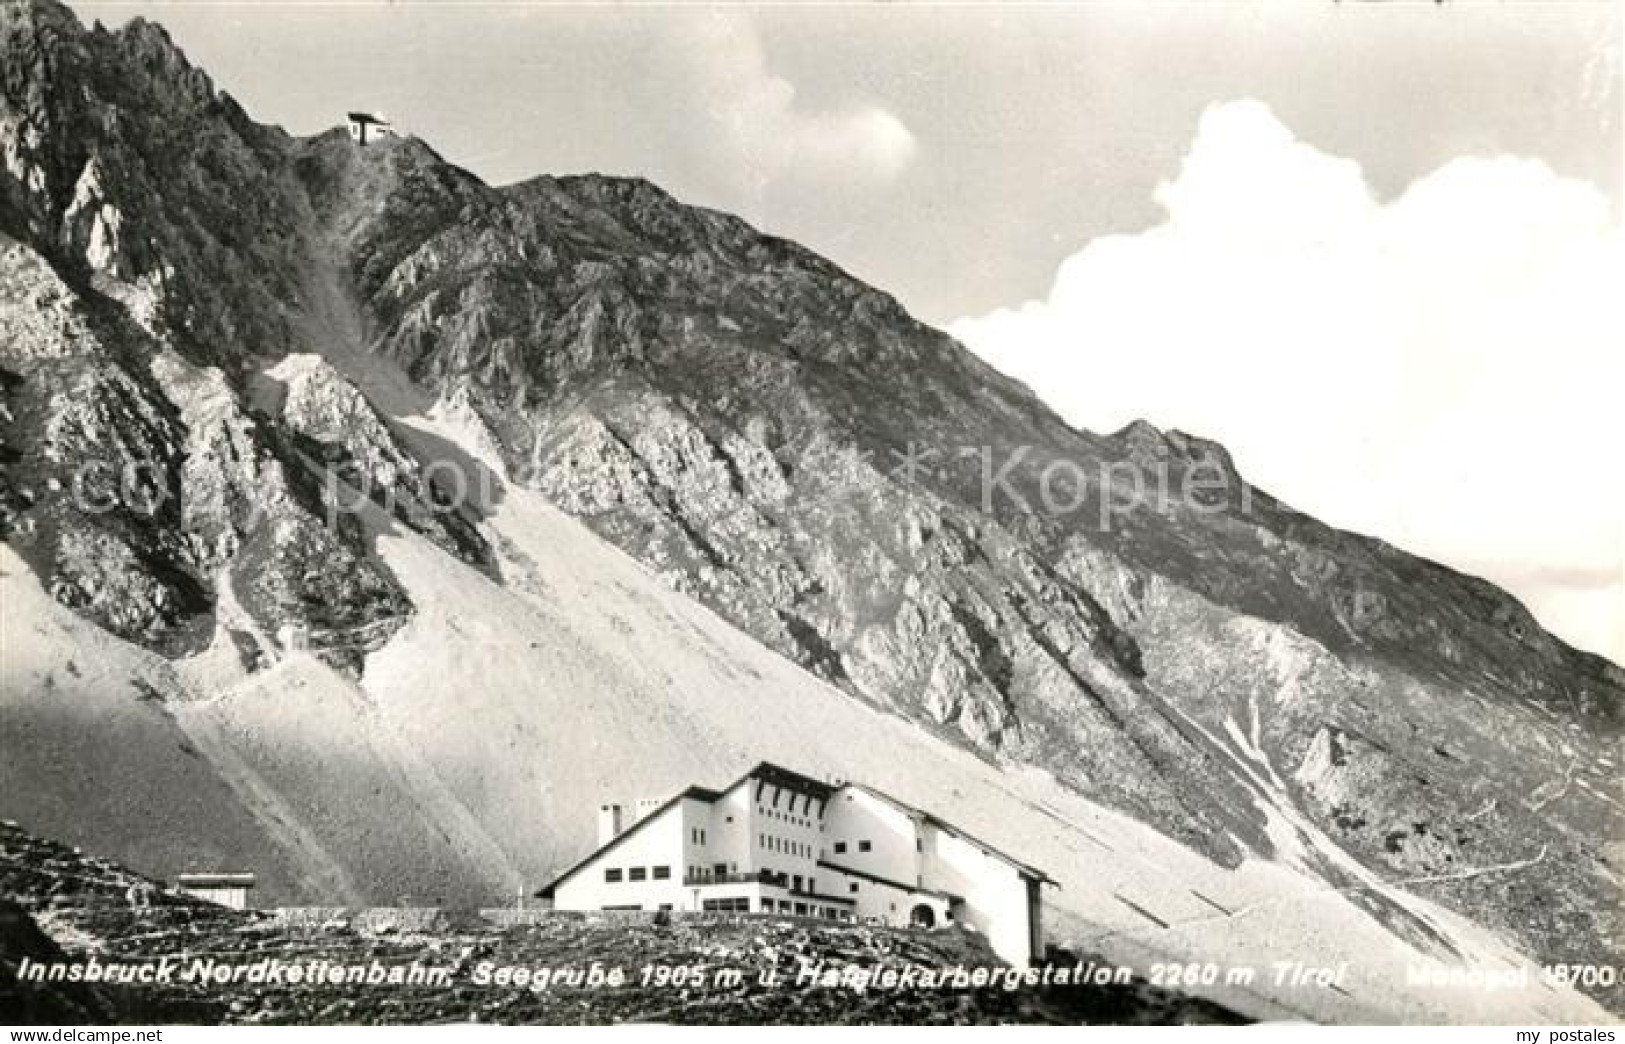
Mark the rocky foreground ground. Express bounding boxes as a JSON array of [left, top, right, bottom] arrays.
[[0, 822, 1242, 1025]]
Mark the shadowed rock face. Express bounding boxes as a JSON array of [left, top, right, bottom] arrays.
[[0, 0, 496, 670], [0, 0, 1619, 1012]]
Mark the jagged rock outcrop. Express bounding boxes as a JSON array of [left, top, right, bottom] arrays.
[[0, 226, 411, 670], [0, 0, 519, 670], [257, 353, 492, 569]]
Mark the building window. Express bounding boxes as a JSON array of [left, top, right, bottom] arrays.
[[605, 868, 623, 883], [652, 866, 671, 880], [859, 841, 872, 853], [834, 842, 847, 854], [916, 838, 923, 851], [629, 867, 648, 882], [849, 882, 859, 893]]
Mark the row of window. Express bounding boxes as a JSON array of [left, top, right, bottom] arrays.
[[764, 898, 850, 920], [758, 805, 814, 829], [689, 828, 708, 845], [760, 869, 817, 894], [760, 834, 814, 858], [701, 896, 851, 920], [603, 865, 672, 884], [831, 840, 873, 854]]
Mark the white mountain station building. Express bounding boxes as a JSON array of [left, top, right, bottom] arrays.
[[536, 762, 1054, 966]]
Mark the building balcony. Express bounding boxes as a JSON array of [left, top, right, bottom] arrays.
[[683, 871, 739, 887], [682, 869, 783, 888], [682, 869, 854, 905]]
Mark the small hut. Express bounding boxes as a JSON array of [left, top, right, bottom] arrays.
[[346, 111, 394, 145], [176, 872, 257, 910]]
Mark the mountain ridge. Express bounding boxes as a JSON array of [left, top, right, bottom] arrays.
[[1, 0, 1619, 1020]]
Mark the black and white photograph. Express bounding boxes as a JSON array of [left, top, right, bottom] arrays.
[[0, 0, 1620, 1031]]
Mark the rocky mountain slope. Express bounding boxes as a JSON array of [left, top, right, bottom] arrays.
[[0, 0, 1619, 1021]]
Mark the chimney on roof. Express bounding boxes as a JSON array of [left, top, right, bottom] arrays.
[[597, 803, 624, 846]]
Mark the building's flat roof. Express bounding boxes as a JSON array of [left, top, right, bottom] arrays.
[[691, 872, 858, 906], [815, 859, 958, 903], [346, 112, 389, 125], [176, 873, 256, 888], [796, 890, 857, 906]]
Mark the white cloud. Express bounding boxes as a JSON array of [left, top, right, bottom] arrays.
[[672, 13, 917, 193], [951, 99, 1624, 663]]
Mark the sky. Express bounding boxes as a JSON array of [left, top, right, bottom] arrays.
[[68, 0, 1624, 662]]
